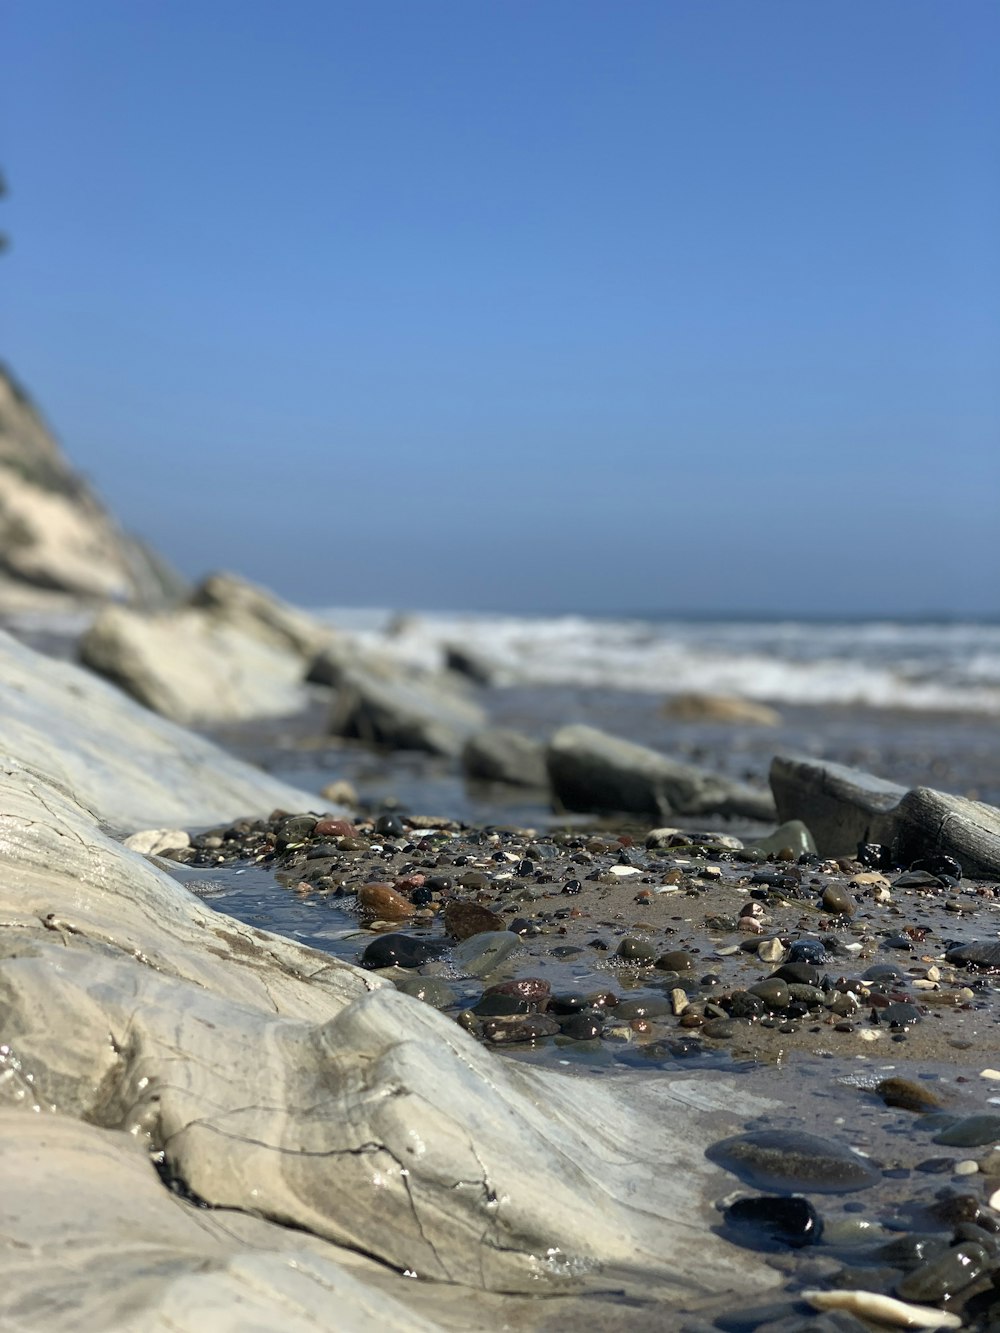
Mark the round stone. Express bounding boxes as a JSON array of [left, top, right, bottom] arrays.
[[708, 1130, 882, 1194], [360, 934, 446, 970], [723, 1194, 823, 1250]]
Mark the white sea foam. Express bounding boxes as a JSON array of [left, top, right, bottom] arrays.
[[316, 609, 1000, 714]]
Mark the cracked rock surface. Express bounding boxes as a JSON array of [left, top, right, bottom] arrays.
[[0, 632, 782, 1327]]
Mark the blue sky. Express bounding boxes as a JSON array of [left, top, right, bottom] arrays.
[[3, 1, 998, 615]]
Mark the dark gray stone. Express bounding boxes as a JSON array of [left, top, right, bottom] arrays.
[[547, 724, 776, 822], [461, 728, 549, 788], [769, 755, 906, 857], [328, 670, 487, 756]]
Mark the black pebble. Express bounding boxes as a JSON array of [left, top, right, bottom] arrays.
[[360, 934, 446, 969], [723, 1195, 823, 1251]]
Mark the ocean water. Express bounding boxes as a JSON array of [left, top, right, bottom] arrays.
[[318, 610, 1000, 714]]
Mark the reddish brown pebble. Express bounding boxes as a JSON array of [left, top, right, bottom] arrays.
[[395, 874, 426, 892], [443, 899, 505, 941], [485, 978, 551, 1001], [630, 1018, 651, 1033], [314, 818, 354, 838], [357, 882, 415, 921], [679, 1012, 704, 1028]]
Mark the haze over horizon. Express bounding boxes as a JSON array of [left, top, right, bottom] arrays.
[[3, 1, 998, 618]]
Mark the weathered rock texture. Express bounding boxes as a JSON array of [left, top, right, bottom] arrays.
[[330, 670, 487, 756], [0, 632, 781, 1325], [0, 365, 182, 609], [0, 627, 322, 828], [547, 724, 776, 822], [79, 604, 311, 725], [770, 754, 1000, 877]]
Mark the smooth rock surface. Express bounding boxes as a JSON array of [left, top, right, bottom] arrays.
[[329, 669, 487, 756], [461, 727, 549, 788], [80, 604, 311, 725], [547, 724, 776, 821], [0, 628, 324, 829]]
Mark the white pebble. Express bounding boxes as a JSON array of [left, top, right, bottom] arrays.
[[981, 1068, 1000, 1080], [860, 1029, 882, 1042], [954, 1159, 979, 1175], [802, 1288, 961, 1328], [989, 1186, 1000, 1210], [609, 865, 641, 878], [670, 988, 689, 1016]]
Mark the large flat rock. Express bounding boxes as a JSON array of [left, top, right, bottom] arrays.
[[0, 628, 323, 829]]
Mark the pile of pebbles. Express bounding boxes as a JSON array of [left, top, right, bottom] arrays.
[[168, 808, 1000, 1329], [171, 808, 1000, 1070]]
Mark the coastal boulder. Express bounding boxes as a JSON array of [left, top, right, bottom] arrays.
[[329, 669, 487, 756], [769, 755, 909, 856], [547, 724, 776, 821], [462, 727, 549, 788], [769, 755, 1000, 877], [188, 570, 331, 660], [80, 604, 311, 726]]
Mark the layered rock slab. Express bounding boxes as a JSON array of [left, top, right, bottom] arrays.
[[547, 724, 776, 822]]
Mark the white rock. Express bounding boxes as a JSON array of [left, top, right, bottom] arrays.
[[802, 1288, 961, 1328], [123, 828, 191, 856], [189, 570, 332, 659], [80, 605, 311, 725]]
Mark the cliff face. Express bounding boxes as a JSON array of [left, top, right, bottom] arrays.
[[0, 365, 183, 608]]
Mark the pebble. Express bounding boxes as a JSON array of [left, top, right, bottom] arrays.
[[360, 934, 446, 970], [933, 1114, 1000, 1147], [875, 1078, 943, 1113], [945, 940, 1000, 971], [822, 885, 855, 916], [559, 1013, 604, 1041], [708, 1130, 882, 1193], [451, 931, 522, 977], [481, 1015, 560, 1044], [801, 1289, 961, 1328], [656, 949, 695, 972], [393, 976, 457, 1008], [897, 1240, 991, 1302], [722, 1194, 823, 1250], [752, 821, 818, 857], [443, 900, 505, 941], [615, 936, 658, 965], [357, 882, 415, 921], [485, 977, 550, 1002]]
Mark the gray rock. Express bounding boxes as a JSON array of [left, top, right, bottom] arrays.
[[0, 628, 327, 829], [451, 930, 522, 977], [547, 724, 776, 821], [443, 642, 510, 686], [329, 669, 487, 756], [770, 755, 1000, 877], [462, 728, 549, 788], [122, 827, 191, 857], [80, 605, 311, 725], [894, 786, 1000, 880], [306, 636, 401, 689], [769, 755, 907, 856], [751, 820, 818, 858]]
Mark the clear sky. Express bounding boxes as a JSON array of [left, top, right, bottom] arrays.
[[3, 1, 998, 615]]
